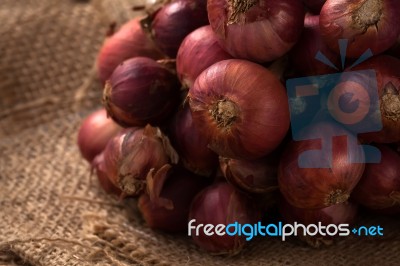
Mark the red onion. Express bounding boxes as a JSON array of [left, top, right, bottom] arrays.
[[278, 122, 365, 209], [388, 35, 400, 58], [169, 104, 218, 176], [219, 154, 279, 194], [100, 125, 179, 197], [138, 167, 210, 232], [303, 0, 326, 14], [279, 197, 358, 247], [290, 15, 339, 76], [207, 0, 304, 63], [176, 25, 233, 89], [320, 0, 400, 58], [103, 57, 180, 127], [142, 0, 209, 58], [352, 145, 400, 214], [96, 18, 163, 84], [92, 153, 122, 196], [352, 55, 400, 143], [77, 109, 122, 162], [189, 182, 260, 255], [188, 59, 290, 160]]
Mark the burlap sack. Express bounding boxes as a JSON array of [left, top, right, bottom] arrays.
[[0, 0, 399, 265]]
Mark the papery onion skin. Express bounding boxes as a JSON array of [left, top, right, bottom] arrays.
[[170, 104, 218, 176], [96, 18, 163, 84], [77, 109, 122, 162], [150, 0, 209, 58], [352, 55, 400, 143], [290, 15, 339, 76], [279, 197, 357, 247], [219, 154, 279, 194], [352, 145, 400, 214], [278, 122, 365, 209], [103, 57, 180, 127], [138, 167, 211, 232], [207, 0, 305, 63], [176, 25, 233, 89], [92, 153, 122, 196], [320, 0, 400, 58], [188, 59, 290, 160], [189, 182, 260, 255], [101, 125, 179, 197]]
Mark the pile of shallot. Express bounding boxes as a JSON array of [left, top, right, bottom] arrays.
[[78, 0, 400, 255]]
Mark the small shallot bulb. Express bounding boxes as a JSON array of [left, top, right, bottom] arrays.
[[103, 57, 180, 127], [169, 104, 218, 176], [188, 59, 290, 160], [279, 197, 358, 247], [138, 167, 211, 232], [77, 108, 122, 162], [189, 182, 260, 255], [207, 0, 305, 63], [100, 125, 179, 197], [278, 122, 365, 209], [176, 25, 233, 89], [320, 0, 400, 58], [92, 153, 122, 196], [352, 145, 400, 214], [219, 154, 279, 194], [96, 18, 163, 84], [144, 0, 209, 58]]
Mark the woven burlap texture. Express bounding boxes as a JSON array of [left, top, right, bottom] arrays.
[[0, 0, 399, 265]]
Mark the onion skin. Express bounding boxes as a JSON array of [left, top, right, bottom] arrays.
[[219, 155, 279, 194], [320, 0, 400, 58], [388, 35, 400, 58], [278, 122, 365, 209], [279, 197, 358, 247], [188, 59, 290, 160], [150, 0, 209, 58], [92, 153, 122, 196], [207, 0, 305, 63], [169, 104, 218, 176], [96, 18, 163, 84], [290, 15, 339, 76], [77, 109, 122, 162], [352, 145, 400, 214], [176, 25, 233, 89], [352, 55, 400, 143], [103, 57, 180, 127], [138, 167, 210, 232], [189, 182, 260, 255], [101, 125, 179, 197]]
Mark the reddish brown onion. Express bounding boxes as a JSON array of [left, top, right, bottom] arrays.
[[278, 122, 365, 209], [352, 145, 400, 214], [189, 182, 260, 255], [100, 125, 179, 196], [207, 0, 304, 63], [320, 0, 400, 58], [77, 109, 122, 162], [388, 35, 400, 58], [219, 155, 279, 194], [176, 25, 233, 89], [170, 105, 218, 176], [138, 167, 211, 232], [352, 55, 400, 143], [92, 153, 122, 196], [144, 0, 209, 58], [279, 197, 357, 247], [103, 57, 180, 127], [188, 59, 290, 160], [96, 18, 163, 84], [290, 15, 339, 76]]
